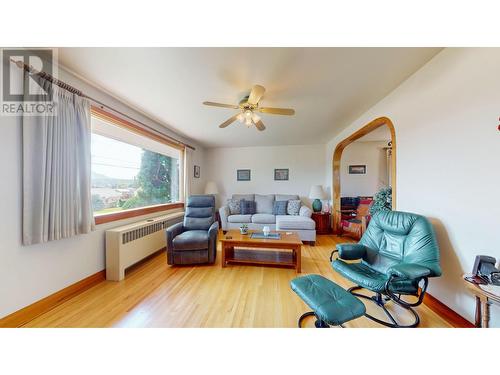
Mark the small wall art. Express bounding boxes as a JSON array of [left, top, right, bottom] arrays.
[[349, 165, 366, 174], [237, 169, 251, 181], [274, 168, 289, 181]]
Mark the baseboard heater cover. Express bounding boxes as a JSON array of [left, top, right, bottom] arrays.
[[105, 211, 183, 281]]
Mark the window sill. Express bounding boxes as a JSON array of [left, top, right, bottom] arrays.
[[94, 202, 184, 225]]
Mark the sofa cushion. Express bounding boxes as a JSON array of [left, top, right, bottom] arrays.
[[255, 194, 275, 214], [227, 198, 241, 215], [240, 199, 257, 215], [251, 214, 276, 224], [233, 194, 254, 201], [276, 215, 315, 230], [228, 214, 252, 223], [173, 230, 209, 251], [273, 200, 288, 215], [276, 194, 299, 201], [299, 205, 312, 218], [287, 199, 301, 216]]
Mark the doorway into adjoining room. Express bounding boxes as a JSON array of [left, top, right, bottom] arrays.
[[332, 117, 396, 236]]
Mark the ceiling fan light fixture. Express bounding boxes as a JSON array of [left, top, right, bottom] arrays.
[[244, 109, 253, 119], [252, 113, 261, 123], [204, 84, 295, 132]]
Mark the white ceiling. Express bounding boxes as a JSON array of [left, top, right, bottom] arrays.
[[58, 48, 442, 148]]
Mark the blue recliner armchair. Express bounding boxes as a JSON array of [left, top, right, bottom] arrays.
[[166, 195, 218, 265], [332, 210, 442, 327]]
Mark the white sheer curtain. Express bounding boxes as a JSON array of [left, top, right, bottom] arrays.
[[183, 146, 192, 200], [22, 74, 93, 245]]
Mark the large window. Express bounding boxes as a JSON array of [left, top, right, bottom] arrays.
[[90, 109, 182, 222]]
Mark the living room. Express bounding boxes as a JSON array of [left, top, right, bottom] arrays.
[[1, 2, 499, 374]]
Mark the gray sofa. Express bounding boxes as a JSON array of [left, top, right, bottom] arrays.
[[219, 194, 316, 243]]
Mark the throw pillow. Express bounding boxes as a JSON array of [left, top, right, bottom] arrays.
[[287, 200, 301, 216], [227, 199, 241, 215], [240, 199, 257, 215], [273, 200, 288, 215], [299, 205, 312, 218], [255, 194, 275, 214]]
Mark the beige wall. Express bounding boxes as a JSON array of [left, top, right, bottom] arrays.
[[326, 48, 500, 327], [205, 144, 327, 208], [340, 141, 389, 197], [0, 63, 206, 319]]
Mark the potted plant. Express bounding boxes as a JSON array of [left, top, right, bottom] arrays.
[[369, 186, 392, 215], [240, 223, 249, 235]]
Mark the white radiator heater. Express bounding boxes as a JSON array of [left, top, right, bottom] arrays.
[[105, 211, 183, 281]]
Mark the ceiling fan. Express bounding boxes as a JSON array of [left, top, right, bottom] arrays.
[[203, 85, 295, 131]]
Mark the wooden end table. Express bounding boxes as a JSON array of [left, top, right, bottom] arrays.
[[311, 212, 331, 234], [464, 276, 500, 328], [219, 230, 303, 272]]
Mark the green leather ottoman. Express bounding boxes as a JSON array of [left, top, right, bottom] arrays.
[[291, 274, 366, 327]]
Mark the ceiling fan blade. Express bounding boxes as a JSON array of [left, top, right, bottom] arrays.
[[247, 85, 265, 105], [203, 101, 239, 109], [219, 114, 240, 128], [258, 107, 295, 116], [254, 119, 266, 131]]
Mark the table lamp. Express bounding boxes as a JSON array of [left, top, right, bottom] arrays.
[[204, 181, 219, 195]]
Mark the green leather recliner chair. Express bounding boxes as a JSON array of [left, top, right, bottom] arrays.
[[332, 210, 442, 327]]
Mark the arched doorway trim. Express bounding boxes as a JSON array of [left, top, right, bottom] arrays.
[[331, 116, 396, 233]]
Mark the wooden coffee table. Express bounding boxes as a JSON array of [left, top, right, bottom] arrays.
[[220, 230, 303, 272]]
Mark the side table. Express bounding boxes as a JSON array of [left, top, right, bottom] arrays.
[[311, 212, 331, 235], [464, 276, 500, 328]]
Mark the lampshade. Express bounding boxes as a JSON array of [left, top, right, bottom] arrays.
[[309, 185, 326, 200], [204, 181, 219, 195]]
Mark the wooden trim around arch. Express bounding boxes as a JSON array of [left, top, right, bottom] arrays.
[[331, 116, 396, 233]]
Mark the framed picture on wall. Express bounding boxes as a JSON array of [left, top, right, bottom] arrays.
[[194, 165, 200, 178], [274, 168, 289, 181], [237, 169, 251, 181], [349, 165, 366, 174]]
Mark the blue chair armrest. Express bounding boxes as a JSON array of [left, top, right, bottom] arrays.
[[208, 221, 219, 239], [207, 221, 219, 263], [387, 263, 431, 280], [335, 243, 367, 260], [166, 222, 184, 250]]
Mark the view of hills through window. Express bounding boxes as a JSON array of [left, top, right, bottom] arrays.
[[91, 133, 180, 215]]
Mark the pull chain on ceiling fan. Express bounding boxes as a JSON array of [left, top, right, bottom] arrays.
[[202, 84, 295, 131]]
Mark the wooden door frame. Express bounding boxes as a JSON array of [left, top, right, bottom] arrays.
[[331, 116, 396, 233]]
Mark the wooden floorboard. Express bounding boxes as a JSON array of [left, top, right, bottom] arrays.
[[23, 234, 452, 328]]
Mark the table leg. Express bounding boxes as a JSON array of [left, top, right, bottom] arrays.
[[481, 297, 490, 328], [295, 245, 301, 273], [221, 244, 227, 268], [475, 296, 482, 328]]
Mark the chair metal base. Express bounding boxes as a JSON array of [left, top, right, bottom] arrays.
[[348, 286, 420, 328], [298, 311, 346, 328], [298, 311, 329, 328]]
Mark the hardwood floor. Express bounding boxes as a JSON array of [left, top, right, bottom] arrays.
[[23, 234, 451, 328]]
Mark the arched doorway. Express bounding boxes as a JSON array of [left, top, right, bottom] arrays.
[[331, 116, 396, 233]]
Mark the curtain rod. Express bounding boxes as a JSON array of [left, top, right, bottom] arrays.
[[10, 59, 196, 151]]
